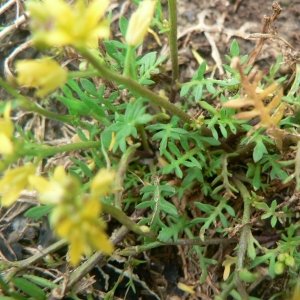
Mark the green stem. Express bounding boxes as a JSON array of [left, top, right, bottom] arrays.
[[216, 281, 236, 300], [20, 141, 101, 158], [114, 143, 141, 208], [3, 239, 68, 279], [0, 78, 89, 128], [232, 177, 251, 300], [77, 47, 192, 124], [101, 202, 157, 240], [123, 45, 134, 77], [119, 237, 239, 256], [167, 0, 179, 102], [68, 70, 100, 78], [137, 124, 151, 152]]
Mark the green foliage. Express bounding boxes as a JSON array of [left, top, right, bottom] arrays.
[[1, 4, 300, 300], [137, 177, 177, 231]]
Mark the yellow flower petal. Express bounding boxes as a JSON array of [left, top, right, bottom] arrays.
[[0, 133, 14, 155], [0, 164, 36, 207], [69, 232, 85, 265], [27, 0, 110, 49], [16, 58, 68, 97], [82, 197, 101, 218], [90, 230, 114, 255], [90, 169, 115, 197], [30, 166, 80, 204]]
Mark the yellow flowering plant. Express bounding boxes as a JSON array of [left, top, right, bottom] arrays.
[[0, 0, 300, 299], [29, 166, 114, 265]]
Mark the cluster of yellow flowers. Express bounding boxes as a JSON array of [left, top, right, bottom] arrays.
[[14, 0, 157, 97], [0, 161, 115, 265], [30, 166, 115, 265], [0, 0, 157, 265]]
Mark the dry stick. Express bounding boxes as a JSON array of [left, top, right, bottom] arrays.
[[246, 2, 282, 67], [3, 239, 68, 281], [247, 33, 295, 51]]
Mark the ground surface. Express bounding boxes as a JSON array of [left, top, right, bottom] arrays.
[[1, 0, 300, 299]]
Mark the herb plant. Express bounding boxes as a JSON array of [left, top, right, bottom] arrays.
[[1, 0, 300, 299]]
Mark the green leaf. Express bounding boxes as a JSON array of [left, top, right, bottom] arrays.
[[23, 274, 57, 289], [158, 226, 176, 242], [180, 84, 191, 97], [193, 61, 207, 80], [253, 138, 268, 162], [70, 157, 94, 179], [271, 215, 278, 228], [12, 278, 46, 300], [24, 205, 53, 221], [194, 84, 203, 101], [57, 95, 90, 115], [80, 78, 98, 97], [119, 16, 129, 38], [255, 202, 269, 211], [206, 82, 216, 94], [230, 39, 240, 57], [159, 199, 178, 215]]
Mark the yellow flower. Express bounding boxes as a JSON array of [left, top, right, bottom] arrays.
[[0, 164, 36, 207], [125, 0, 156, 47], [0, 102, 14, 155], [15, 58, 68, 97], [29, 165, 80, 204], [26, 0, 110, 49], [51, 196, 113, 265], [90, 168, 115, 197]]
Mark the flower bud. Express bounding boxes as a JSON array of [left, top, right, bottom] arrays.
[[274, 261, 285, 275], [285, 255, 295, 268], [125, 0, 156, 47]]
